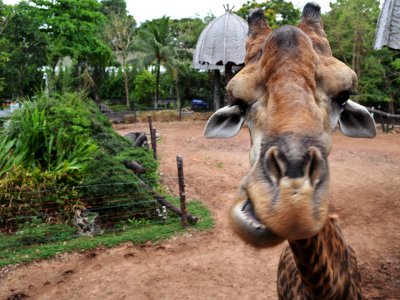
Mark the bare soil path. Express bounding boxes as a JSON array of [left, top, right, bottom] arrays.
[[1, 121, 399, 300]]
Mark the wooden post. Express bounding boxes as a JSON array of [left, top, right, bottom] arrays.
[[379, 114, 385, 133], [148, 114, 153, 139], [176, 156, 188, 228], [213, 70, 221, 111], [148, 114, 157, 159], [152, 128, 157, 160]]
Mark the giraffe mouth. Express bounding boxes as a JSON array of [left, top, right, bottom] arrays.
[[230, 199, 285, 247]]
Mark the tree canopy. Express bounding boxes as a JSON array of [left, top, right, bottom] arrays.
[[0, 0, 397, 113]]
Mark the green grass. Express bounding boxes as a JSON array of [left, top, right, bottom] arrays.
[[0, 199, 213, 267]]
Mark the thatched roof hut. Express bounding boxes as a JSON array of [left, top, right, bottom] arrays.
[[192, 7, 248, 69], [192, 6, 248, 110], [374, 0, 400, 50]]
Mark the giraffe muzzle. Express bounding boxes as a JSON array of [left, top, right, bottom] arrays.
[[230, 139, 330, 247]]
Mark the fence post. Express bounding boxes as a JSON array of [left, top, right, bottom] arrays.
[[148, 114, 157, 160], [147, 114, 153, 134], [176, 156, 188, 228], [152, 128, 157, 160]]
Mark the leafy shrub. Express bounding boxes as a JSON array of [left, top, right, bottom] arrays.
[[133, 70, 157, 105], [0, 168, 83, 228], [78, 148, 159, 223], [3, 99, 97, 176], [0, 92, 159, 231]]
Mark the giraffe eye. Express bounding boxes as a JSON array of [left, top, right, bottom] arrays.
[[333, 90, 357, 107]]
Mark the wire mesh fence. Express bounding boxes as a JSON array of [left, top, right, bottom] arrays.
[[0, 169, 195, 259]]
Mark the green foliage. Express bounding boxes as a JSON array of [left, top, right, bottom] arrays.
[[135, 16, 178, 107], [323, 0, 399, 110], [101, 0, 128, 17], [0, 92, 159, 230], [235, 0, 301, 28], [3, 99, 97, 175], [0, 1, 48, 99], [31, 0, 112, 66], [170, 18, 206, 60], [0, 168, 82, 228], [133, 70, 156, 105], [14, 218, 78, 246], [101, 67, 126, 100], [0, 219, 77, 250]]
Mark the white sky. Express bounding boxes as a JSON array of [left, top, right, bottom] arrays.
[[3, 0, 335, 24], [128, 0, 334, 24]]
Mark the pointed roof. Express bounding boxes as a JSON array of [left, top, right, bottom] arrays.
[[192, 7, 248, 70], [374, 0, 400, 50]]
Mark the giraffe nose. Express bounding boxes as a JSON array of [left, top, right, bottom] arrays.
[[264, 146, 325, 186]]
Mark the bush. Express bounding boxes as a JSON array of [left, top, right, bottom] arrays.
[[0, 92, 159, 231], [0, 168, 83, 228], [132, 70, 157, 105]]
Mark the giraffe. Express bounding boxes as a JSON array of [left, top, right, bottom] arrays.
[[204, 2, 376, 299]]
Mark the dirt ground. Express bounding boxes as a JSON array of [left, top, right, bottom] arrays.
[[1, 121, 399, 300]]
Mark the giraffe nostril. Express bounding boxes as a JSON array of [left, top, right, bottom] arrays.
[[265, 146, 286, 184], [264, 144, 327, 184], [307, 146, 324, 186]]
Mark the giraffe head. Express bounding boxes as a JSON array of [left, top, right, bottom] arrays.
[[204, 3, 376, 247]]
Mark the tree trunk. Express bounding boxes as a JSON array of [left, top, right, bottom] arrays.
[[224, 62, 234, 106], [213, 69, 221, 111], [175, 79, 182, 121], [352, 30, 362, 80], [122, 56, 136, 122], [388, 94, 395, 114], [155, 59, 161, 109]]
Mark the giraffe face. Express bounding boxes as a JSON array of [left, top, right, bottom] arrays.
[[204, 3, 376, 247]]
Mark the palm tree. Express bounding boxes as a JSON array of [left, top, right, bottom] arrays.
[[135, 16, 178, 109]]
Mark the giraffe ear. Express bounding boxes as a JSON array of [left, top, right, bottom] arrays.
[[204, 105, 245, 139], [338, 100, 376, 138]]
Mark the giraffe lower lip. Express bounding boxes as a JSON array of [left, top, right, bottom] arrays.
[[230, 199, 285, 247], [240, 199, 267, 231]]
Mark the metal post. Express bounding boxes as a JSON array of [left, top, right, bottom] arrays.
[[176, 156, 188, 228]]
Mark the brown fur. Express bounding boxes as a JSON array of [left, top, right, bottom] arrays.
[[225, 3, 363, 299], [277, 218, 362, 300]]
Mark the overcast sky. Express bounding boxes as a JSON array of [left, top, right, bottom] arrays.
[[128, 0, 334, 24], [3, 0, 335, 24]]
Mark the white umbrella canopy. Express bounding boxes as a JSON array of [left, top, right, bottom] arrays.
[[192, 7, 248, 70]]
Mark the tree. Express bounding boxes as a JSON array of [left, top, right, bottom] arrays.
[[170, 17, 206, 60], [31, 0, 112, 99], [133, 70, 156, 106], [0, 1, 48, 99], [235, 0, 300, 28], [135, 16, 178, 109], [0, 1, 14, 96], [100, 0, 127, 17], [323, 0, 380, 79], [322, 0, 400, 112], [104, 12, 137, 118]]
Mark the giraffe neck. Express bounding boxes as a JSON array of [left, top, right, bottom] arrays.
[[288, 217, 361, 299]]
